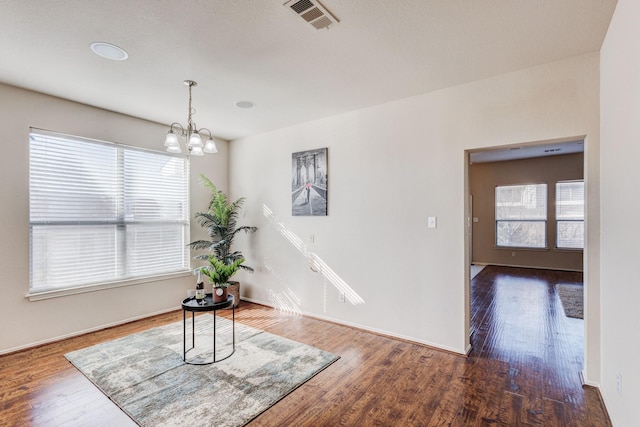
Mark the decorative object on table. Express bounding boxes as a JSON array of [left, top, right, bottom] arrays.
[[195, 270, 205, 304], [226, 280, 240, 306], [65, 315, 339, 427], [291, 147, 328, 216], [197, 256, 244, 303], [188, 175, 257, 307]]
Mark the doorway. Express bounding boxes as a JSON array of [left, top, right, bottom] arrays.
[[464, 136, 589, 377]]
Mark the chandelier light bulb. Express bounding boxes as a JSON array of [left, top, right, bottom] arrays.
[[191, 146, 204, 156], [167, 144, 182, 154], [204, 139, 218, 153], [164, 131, 179, 147], [188, 131, 203, 148]]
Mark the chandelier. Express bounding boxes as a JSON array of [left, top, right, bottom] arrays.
[[164, 80, 217, 156]]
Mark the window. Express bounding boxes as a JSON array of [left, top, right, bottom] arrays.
[[29, 129, 190, 294], [495, 184, 547, 248], [556, 180, 584, 249]]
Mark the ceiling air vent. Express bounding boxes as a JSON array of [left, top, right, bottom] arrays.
[[284, 0, 339, 30]]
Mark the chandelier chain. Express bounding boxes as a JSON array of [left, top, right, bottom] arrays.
[[187, 82, 195, 132]]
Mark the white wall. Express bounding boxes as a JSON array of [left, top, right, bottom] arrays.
[[230, 54, 601, 359], [600, 0, 640, 425], [0, 83, 228, 354]]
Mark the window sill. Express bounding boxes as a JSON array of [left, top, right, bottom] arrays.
[[494, 246, 583, 253], [495, 246, 549, 251], [26, 270, 191, 301]]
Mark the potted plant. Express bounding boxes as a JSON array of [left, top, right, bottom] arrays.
[[197, 256, 244, 303], [189, 175, 257, 306]]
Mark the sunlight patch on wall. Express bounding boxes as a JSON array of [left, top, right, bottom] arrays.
[[264, 262, 303, 314], [308, 253, 365, 305], [262, 204, 365, 306]]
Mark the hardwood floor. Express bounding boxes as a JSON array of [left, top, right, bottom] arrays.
[[0, 266, 610, 426]]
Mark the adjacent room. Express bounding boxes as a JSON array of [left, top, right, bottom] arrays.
[[466, 144, 588, 425], [1, 0, 639, 425]]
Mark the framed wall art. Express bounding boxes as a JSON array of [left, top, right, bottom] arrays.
[[291, 148, 327, 216]]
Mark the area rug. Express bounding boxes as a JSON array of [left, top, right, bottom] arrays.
[[65, 315, 339, 427], [556, 284, 584, 319]]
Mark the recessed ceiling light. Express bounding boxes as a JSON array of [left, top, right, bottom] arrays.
[[90, 42, 128, 61], [234, 100, 255, 109]]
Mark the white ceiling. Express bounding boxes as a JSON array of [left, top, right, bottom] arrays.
[[0, 0, 617, 141], [469, 140, 585, 164]]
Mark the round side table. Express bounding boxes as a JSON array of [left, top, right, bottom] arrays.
[[182, 294, 235, 365]]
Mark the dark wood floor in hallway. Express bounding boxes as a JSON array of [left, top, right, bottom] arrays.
[[466, 265, 604, 426], [0, 266, 610, 426]]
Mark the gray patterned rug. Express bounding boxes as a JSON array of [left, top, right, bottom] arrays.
[[65, 315, 339, 426], [556, 284, 584, 319]]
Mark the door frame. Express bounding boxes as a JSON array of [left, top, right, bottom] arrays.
[[463, 135, 597, 384]]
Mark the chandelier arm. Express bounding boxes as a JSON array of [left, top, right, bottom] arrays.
[[198, 128, 213, 139], [169, 122, 186, 136]]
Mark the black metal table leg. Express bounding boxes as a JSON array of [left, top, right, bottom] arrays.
[[213, 310, 217, 362], [181, 294, 235, 365], [182, 308, 186, 361]]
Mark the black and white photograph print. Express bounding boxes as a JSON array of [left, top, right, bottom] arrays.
[[291, 148, 328, 216]]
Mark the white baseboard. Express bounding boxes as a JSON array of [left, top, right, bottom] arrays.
[[0, 306, 181, 355], [241, 297, 467, 356], [581, 369, 601, 388], [5, 297, 468, 357]]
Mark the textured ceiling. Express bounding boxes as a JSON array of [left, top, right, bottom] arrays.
[[470, 140, 585, 164], [0, 0, 617, 141]]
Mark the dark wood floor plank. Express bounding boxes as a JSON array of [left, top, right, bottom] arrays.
[[497, 391, 523, 426], [0, 266, 611, 426], [543, 397, 566, 427], [424, 358, 470, 427]]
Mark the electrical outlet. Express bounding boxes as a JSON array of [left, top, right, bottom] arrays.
[[338, 292, 345, 303], [512, 251, 516, 257], [616, 372, 622, 396]]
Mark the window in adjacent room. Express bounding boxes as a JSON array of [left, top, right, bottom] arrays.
[[29, 129, 190, 294], [495, 184, 547, 248], [556, 180, 584, 249]]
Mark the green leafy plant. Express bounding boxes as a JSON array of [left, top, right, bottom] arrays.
[[197, 256, 244, 288], [188, 175, 257, 271]]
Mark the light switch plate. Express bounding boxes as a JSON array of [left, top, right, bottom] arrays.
[[428, 216, 437, 228]]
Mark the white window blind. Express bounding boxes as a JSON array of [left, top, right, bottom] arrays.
[[29, 129, 190, 293], [495, 184, 547, 248], [556, 180, 584, 249]]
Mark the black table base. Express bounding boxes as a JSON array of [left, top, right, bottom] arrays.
[[182, 294, 235, 365]]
